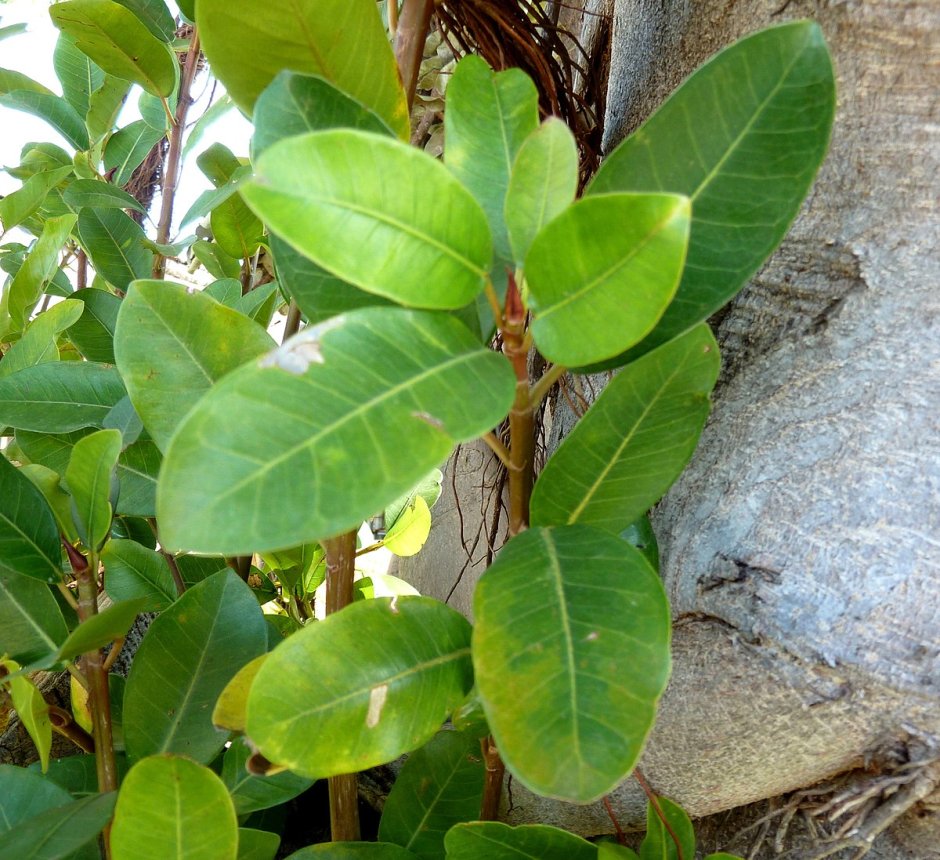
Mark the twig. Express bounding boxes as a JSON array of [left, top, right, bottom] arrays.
[[395, 0, 435, 113], [634, 768, 685, 860]]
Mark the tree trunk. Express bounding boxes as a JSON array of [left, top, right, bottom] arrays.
[[401, 1, 940, 856]]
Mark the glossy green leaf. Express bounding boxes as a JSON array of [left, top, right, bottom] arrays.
[[66, 287, 121, 363], [238, 829, 280, 860], [222, 739, 314, 816], [86, 76, 131, 142], [622, 515, 660, 572], [236, 281, 280, 327], [505, 118, 578, 264], [0, 362, 124, 432], [65, 427, 121, 550], [64, 179, 146, 213], [211, 195, 264, 261], [247, 596, 473, 778], [191, 240, 240, 280], [114, 279, 275, 452], [212, 654, 268, 733], [0, 790, 113, 860], [103, 119, 165, 186], [383, 495, 432, 558], [269, 233, 389, 325], [57, 597, 149, 662], [0, 166, 73, 230], [526, 193, 690, 367], [77, 208, 152, 290], [31, 753, 129, 797], [17, 429, 158, 517], [531, 324, 719, 533], [54, 33, 105, 117], [113, 0, 175, 42], [1, 657, 52, 771], [378, 730, 484, 859], [19, 464, 80, 545], [49, 0, 177, 97], [353, 575, 420, 602], [177, 166, 249, 229], [444, 823, 596, 860], [243, 131, 491, 310], [0, 90, 89, 150], [445, 56, 540, 265], [286, 846, 416, 860], [639, 797, 695, 860], [0, 765, 74, 834], [123, 570, 268, 763], [599, 844, 640, 859], [0, 299, 83, 379], [111, 756, 238, 860], [197, 142, 242, 186], [158, 308, 514, 553], [197, 0, 408, 137], [252, 71, 393, 158], [0, 24, 29, 42], [0, 68, 53, 96], [182, 93, 234, 159], [139, 90, 173, 130], [7, 214, 77, 334], [384, 469, 443, 533], [473, 526, 671, 802], [0, 573, 68, 664], [587, 21, 835, 365], [102, 538, 177, 610], [0, 454, 62, 584]]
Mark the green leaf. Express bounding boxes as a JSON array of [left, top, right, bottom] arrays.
[[191, 240, 241, 280], [587, 21, 835, 365], [0, 24, 29, 43], [182, 93, 234, 159], [114, 279, 275, 452], [444, 823, 596, 860], [103, 119, 166, 186], [530, 325, 719, 534], [65, 427, 121, 550], [158, 308, 514, 554], [54, 33, 105, 117], [66, 287, 122, 363], [49, 0, 177, 98], [86, 76, 131, 142], [211, 195, 264, 261], [383, 495, 431, 558], [7, 214, 77, 334], [1, 657, 52, 771], [0, 791, 114, 860], [17, 429, 158, 517], [222, 739, 314, 815], [247, 596, 473, 778], [639, 797, 695, 860], [269, 233, 389, 325], [111, 756, 238, 860], [238, 829, 280, 860], [0, 573, 68, 664], [19, 464, 80, 545], [197, 142, 242, 186], [0, 90, 89, 150], [112, 0, 176, 42], [252, 71, 393, 158], [0, 166, 74, 231], [139, 90, 173, 130], [445, 56, 540, 266], [31, 753, 129, 796], [286, 846, 416, 859], [101, 539, 177, 610], [177, 166, 250, 229], [197, 0, 408, 137], [378, 730, 484, 859], [622, 515, 660, 572], [77, 208, 153, 290], [242, 131, 492, 310], [123, 570, 268, 763], [64, 179, 146, 213], [354, 575, 420, 602], [505, 118, 578, 265], [0, 299, 84, 379], [526, 193, 690, 367], [0, 764, 74, 833], [0, 454, 63, 584], [599, 844, 640, 859], [0, 69, 54, 97], [0, 362, 125, 432], [57, 598, 149, 662], [472, 526, 671, 802], [212, 654, 267, 734], [384, 469, 443, 534]]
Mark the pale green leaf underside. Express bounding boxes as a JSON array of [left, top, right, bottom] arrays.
[[248, 597, 473, 779], [586, 21, 835, 365], [526, 193, 690, 367], [242, 131, 492, 311], [197, 0, 408, 137], [472, 526, 671, 803], [157, 308, 514, 554], [531, 324, 719, 533]]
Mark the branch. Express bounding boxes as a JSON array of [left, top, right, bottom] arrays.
[[395, 0, 435, 114]]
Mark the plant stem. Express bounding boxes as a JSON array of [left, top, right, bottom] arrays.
[[529, 362, 568, 408], [161, 551, 187, 596], [323, 530, 361, 841], [283, 299, 302, 342], [48, 704, 96, 754], [480, 735, 506, 820], [152, 28, 201, 279], [635, 767, 685, 860], [395, 0, 435, 113], [481, 431, 512, 469]]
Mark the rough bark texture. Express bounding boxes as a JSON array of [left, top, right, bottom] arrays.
[[404, 1, 940, 856]]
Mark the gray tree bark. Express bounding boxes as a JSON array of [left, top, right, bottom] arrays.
[[401, 1, 940, 856]]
